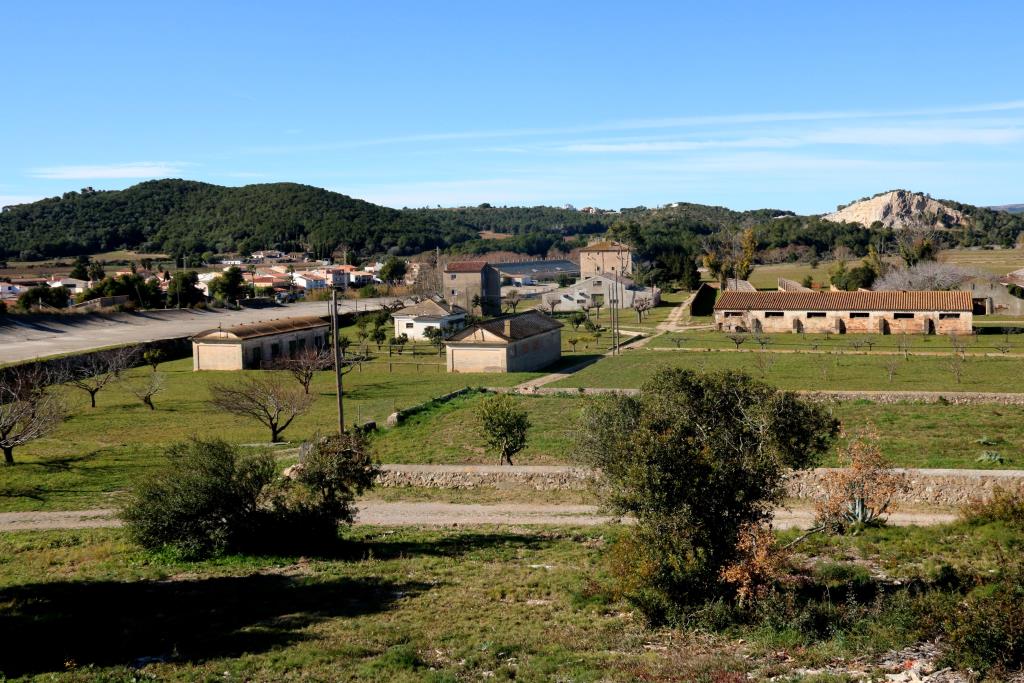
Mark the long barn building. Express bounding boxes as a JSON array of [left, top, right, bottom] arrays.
[[713, 290, 973, 335]]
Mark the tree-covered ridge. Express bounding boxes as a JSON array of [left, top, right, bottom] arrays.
[[0, 180, 479, 260]]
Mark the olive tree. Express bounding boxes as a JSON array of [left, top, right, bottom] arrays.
[[575, 368, 838, 622], [477, 393, 530, 466]]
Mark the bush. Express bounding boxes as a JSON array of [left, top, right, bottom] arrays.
[[942, 554, 1024, 676], [122, 435, 378, 558], [960, 488, 1024, 527], [575, 369, 838, 622], [121, 439, 276, 558]]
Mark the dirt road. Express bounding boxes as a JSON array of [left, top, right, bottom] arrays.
[[0, 299, 395, 364], [0, 504, 958, 532]]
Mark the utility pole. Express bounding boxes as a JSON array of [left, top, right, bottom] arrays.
[[330, 286, 345, 433]]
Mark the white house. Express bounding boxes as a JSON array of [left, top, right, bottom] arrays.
[[294, 272, 327, 290], [392, 298, 467, 340], [0, 283, 22, 301], [47, 277, 90, 295], [546, 274, 660, 312]]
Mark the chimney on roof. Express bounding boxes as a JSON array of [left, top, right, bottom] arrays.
[[504, 318, 512, 336]]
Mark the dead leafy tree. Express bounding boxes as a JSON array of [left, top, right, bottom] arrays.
[[210, 374, 314, 442], [814, 430, 909, 533], [719, 522, 790, 607], [281, 347, 333, 394], [129, 371, 165, 410], [1, 365, 66, 465], [64, 347, 137, 408]]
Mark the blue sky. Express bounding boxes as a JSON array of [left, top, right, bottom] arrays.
[[2, 1, 1023, 213]]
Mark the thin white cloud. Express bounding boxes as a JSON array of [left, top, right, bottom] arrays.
[[30, 161, 189, 180], [0, 194, 44, 208]]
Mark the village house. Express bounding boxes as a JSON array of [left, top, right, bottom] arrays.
[[547, 274, 659, 312], [191, 316, 330, 370], [445, 310, 563, 373], [578, 240, 634, 278], [444, 261, 502, 315], [714, 290, 973, 335], [392, 298, 467, 340], [47, 277, 89, 295], [293, 272, 327, 290]]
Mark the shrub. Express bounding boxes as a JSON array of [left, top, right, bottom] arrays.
[[477, 393, 530, 466], [121, 439, 276, 558], [942, 554, 1024, 676], [575, 369, 838, 622], [960, 488, 1024, 527]]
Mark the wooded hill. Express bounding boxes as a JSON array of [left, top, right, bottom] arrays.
[[2, 180, 1022, 262]]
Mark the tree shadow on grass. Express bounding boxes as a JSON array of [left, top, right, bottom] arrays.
[[0, 573, 431, 677], [341, 529, 559, 562]]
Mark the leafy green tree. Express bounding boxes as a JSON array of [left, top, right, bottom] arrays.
[[477, 394, 530, 466], [87, 260, 106, 282], [78, 274, 164, 309], [17, 286, 70, 310], [167, 270, 205, 307], [379, 256, 407, 283], [422, 326, 445, 355], [371, 325, 387, 350], [208, 266, 248, 302], [569, 311, 587, 330], [69, 255, 91, 280], [575, 369, 838, 622]]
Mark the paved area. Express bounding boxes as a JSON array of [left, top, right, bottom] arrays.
[[0, 503, 958, 532], [0, 299, 395, 363]]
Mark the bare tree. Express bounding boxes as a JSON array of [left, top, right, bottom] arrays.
[[546, 296, 560, 315], [1, 365, 66, 465], [210, 374, 314, 442], [897, 334, 912, 360], [947, 352, 965, 385], [64, 347, 137, 408], [752, 333, 770, 350], [129, 371, 165, 410], [632, 296, 653, 323], [885, 356, 900, 383], [281, 347, 333, 394], [504, 289, 521, 313], [873, 262, 974, 291], [727, 333, 748, 350], [752, 350, 777, 378]]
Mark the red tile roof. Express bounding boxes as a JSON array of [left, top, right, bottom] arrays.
[[447, 311, 563, 343], [444, 260, 489, 273], [714, 290, 972, 312]]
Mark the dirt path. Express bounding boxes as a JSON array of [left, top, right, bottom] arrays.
[[0, 504, 958, 532]]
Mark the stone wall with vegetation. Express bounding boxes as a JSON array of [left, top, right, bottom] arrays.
[[376, 464, 1024, 506]]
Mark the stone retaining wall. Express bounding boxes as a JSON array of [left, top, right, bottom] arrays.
[[492, 386, 1024, 404], [376, 464, 1024, 506], [384, 387, 486, 427]]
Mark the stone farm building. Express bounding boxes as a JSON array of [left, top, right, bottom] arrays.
[[392, 298, 467, 341], [578, 240, 634, 278], [714, 290, 973, 334], [444, 261, 502, 315], [192, 316, 330, 370], [445, 311, 563, 373]]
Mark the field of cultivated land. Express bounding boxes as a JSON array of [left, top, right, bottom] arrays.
[[371, 392, 1024, 470], [547, 346, 1024, 393], [2, 517, 1023, 681], [0, 358, 545, 512]]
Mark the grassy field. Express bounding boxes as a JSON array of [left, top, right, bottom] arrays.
[[548, 346, 1024, 393], [371, 392, 1024, 470], [0, 358, 545, 512], [649, 329, 1024, 353], [1, 518, 1022, 681]]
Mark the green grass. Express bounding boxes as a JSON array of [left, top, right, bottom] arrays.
[[0, 358, 545, 512], [372, 392, 1024, 469], [548, 347, 1024, 393], [1, 519, 1023, 680], [649, 330, 1024, 353]]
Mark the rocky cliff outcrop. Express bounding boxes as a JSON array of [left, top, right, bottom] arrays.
[[824, 190, 965, 229]]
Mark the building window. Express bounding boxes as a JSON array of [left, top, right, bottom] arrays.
[[288, 340, 297, 356], [271, 342, 281, 358], [450, 274, 457, 280], [298, 338, 307, 351], [251, 347, 262, 365], [451, 289, 457, 296], [849, 312, 869, 318], [806, 312, 826, 318], [405, 322, 414, 329], [765, 311, 784, 318], [724, 311, 742, 318], [939, 313, 961, 319], [893, 312, 914, 319]]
